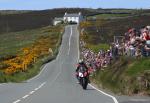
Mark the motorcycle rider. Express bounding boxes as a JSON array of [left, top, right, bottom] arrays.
[[76, 59, 90, 83]]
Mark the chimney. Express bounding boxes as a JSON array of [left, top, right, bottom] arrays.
[[78, 12, 81, 15], [65, 12, 67, 15]]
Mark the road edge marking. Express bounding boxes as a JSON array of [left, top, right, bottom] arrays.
[[89, 84, 118, 103], [0, 83, 6, 86], [130, 99, 150, 102], [77, 26, 118, 103], [27, 64, 47, 82]]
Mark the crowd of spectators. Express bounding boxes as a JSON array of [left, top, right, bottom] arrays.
[[80, 41, 112, 73], [80, 25, 150, 73], [113, 25, 150, 58]]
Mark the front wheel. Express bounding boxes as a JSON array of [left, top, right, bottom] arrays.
[[81, 78, 88, 90]]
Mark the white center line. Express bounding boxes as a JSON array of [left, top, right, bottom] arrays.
[[38, 82, 46, 88], [29, 91, 35, 95], [77, 26, 80, 61], [34, 88, 39, 91], [22, 95, 29, 99], [48, 62, 62, 87], [13, 82, 47, 103], [13, 99, 21, 103], [68, 26, 73, 55]]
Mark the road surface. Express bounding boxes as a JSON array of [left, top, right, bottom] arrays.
[[0, 25, 150, 103]]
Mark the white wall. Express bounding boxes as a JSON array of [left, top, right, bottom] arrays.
[[64, 16, 81, 24], [53, 20, 61, 25]]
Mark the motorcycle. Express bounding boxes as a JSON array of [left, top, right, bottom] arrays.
[[78, 71, 88, 90]]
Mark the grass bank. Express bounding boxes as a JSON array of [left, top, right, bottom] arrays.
[[91, 57, 150, 95], [85, 43, 109, 53]]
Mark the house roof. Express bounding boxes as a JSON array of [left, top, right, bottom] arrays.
[[64, 13, 80, 17]]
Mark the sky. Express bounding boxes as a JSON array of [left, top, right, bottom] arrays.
[[0, 0, 150, 10]]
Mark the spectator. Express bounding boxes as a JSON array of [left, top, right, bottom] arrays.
[[80, 25, 150, 74]]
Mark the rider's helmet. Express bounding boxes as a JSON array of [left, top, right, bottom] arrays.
[[79, 59, 84, 64]]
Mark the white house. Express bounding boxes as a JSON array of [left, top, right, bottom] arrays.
[[53, 17, 63, 25], [63, 12, 84, 24]]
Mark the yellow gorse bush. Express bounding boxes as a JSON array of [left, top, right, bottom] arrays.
[[3, 36, 54, 74]]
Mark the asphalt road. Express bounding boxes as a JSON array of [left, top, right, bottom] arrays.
[[0, 25, 150, 103]]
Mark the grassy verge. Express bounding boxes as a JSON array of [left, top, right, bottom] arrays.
[[91, 57, 150, 95], [85, 43, 110, 53], [0, 25, 64, 82]]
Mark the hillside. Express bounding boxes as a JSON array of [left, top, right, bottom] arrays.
[[80, 14, 150, 45], [0, 10, 31, 15], [0, 8, 98, 34], [79, 10, 150, 96]]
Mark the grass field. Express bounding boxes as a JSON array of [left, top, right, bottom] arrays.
[[0, 26, 62, 58], [87, 9, 150, 20], [0, 25, 64, 82], [0, 27, 48, 57], [88, 13, 131, 20]]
